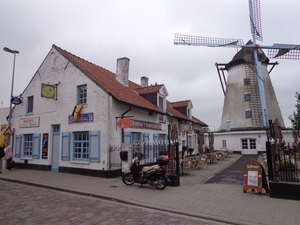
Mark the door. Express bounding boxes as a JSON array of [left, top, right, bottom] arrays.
[[241, 138, 257, 155]]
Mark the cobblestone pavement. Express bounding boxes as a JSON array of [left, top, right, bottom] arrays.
[[1, 180, 227, 225]]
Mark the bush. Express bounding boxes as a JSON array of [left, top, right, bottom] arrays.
[[278, 161, 296, 170]]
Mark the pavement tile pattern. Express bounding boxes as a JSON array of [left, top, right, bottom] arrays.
[[1, 154, 300, 225]]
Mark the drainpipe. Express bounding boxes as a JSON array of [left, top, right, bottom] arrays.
[[121, 106, 132, 143]]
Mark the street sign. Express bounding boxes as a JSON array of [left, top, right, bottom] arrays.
[[3, 127, 14, 136]]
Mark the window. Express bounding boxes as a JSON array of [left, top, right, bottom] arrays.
[[188, 135, 192, 148], [244, 93, 251, 102], [222, 140, 227, 148], [159, 134, 166, 141], [187, 108, 191, 118], [226, 121, 231, 131], [77, 85, 87, 104], [241, 138, 256, 149], [24, 134, 33, 156], [132, 132, 141, 144], [158, 96, 164, 121], [249, 139, 256, 149], [241, 139, 248, 149], [244, 78, 250, 86], [245, 110, 252, 118], [53, 124, 60, 133], [73, 132, 89, 159], [27, 96, 34, 113]]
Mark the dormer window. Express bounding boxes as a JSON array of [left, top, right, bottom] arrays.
[[158, 95, 165, 122], [187, 108, 191, 118]]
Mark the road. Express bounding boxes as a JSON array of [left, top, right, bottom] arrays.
[[1, 180, 227, 225]]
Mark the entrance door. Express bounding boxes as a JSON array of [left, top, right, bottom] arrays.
[[51, 125, 60, 172], [241, 138, 257, 155]]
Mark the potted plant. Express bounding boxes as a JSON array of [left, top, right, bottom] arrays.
[[182, 145, 188, 158], [188, 148, 194, 156], [277, 160, 296, 182]]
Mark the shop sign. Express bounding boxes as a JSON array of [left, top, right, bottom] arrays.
[[131, 120, 162, 130], [69, 112, 94, 123], [19, 117, 40, 128], [117, 118, 134, 129]]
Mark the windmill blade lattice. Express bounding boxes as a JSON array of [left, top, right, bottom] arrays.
[[174, 34, 244, 48], [174, 0, 300, 128], [250, 0, 263, 41]]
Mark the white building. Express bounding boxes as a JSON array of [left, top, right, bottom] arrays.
[[10, 45, 207, 177]]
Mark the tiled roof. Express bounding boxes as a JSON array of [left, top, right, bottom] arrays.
[[134, 85, 164, 95], [192, 116, 208, 127], [166, 101, 193, 122], [170, 100, 190, 108], [53, 45, 164, 114]]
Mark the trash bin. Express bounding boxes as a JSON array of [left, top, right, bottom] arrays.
[[120, 151, 128, 161]]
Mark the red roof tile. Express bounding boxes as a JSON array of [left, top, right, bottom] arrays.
[[53, 45, 164, 114], [170, 100, 191, 108], [192, 116, 208, 127]]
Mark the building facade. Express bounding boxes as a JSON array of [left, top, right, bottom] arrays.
[[10, 45, 207, 177]]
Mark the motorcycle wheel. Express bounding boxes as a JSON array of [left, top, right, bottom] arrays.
[[122, 173, 135, 185], [154, 175, 167, 190]]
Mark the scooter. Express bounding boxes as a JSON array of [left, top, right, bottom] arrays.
[[122, 155, 170, 190]]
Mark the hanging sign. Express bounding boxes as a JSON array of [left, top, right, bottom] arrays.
[[11, 97, 22, 105], [118, 118, 134, 129], [41, 83, 55, 99]]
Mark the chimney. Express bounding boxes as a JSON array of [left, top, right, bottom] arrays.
[[141, 76, 148, 87], [116, 57, 130, 87]]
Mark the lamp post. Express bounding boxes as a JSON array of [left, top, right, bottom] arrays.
[[3, 47, 19, 144]]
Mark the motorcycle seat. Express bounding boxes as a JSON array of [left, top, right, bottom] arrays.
[[141, 164, 159, 173]]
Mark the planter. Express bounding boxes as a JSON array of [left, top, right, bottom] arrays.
[[167, 174, 180, 187]]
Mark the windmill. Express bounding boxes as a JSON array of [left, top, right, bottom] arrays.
[[174, 0, 300, 129]]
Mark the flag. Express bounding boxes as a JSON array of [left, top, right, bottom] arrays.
[[72, 105, 83, 120]]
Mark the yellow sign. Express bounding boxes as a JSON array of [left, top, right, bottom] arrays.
[[41, 83, 55, 99]]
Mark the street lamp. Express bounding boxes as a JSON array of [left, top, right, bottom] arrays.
[[3, 47, 19, 144]]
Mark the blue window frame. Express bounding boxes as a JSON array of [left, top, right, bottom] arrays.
[[73, 131, 89, 159], [24, 134, 33, 156], [77, 85, 87, 104]]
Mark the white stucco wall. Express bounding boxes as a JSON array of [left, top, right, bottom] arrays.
[[11, 48, 112, 169], [211, 130, 293, 155]]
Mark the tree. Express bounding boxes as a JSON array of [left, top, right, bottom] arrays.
[[288, 91, 300, 131], [202, 127, 210, 133]]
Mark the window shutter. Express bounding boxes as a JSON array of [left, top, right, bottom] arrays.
[[32, 133, 41, 159], [61, 132, 71, 160], [124, 132, 131, 144], [15, 135, 22, 158], [90, 131, 100, 162]]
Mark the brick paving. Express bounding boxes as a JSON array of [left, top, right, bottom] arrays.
[[1, 154, 300, 225], [1, 180, 226, 225]]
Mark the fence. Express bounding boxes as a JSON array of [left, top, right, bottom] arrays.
[[109, 142, 170, 171], [272, 146, 300, 183]]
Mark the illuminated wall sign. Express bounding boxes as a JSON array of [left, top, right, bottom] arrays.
[[19, 117, 40, 128], [69, 112, 94, 123], [131, 119, 162, 130]]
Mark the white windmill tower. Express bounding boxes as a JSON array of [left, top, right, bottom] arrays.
[[174, 0, 300, 132]]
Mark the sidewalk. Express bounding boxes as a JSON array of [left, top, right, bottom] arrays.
[[1, 155, 300, 225]]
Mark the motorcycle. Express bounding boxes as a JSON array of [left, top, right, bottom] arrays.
[[122, 155, 170, 190]]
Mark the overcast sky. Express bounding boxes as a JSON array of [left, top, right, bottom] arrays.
[[1, 0, 299, 130]]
